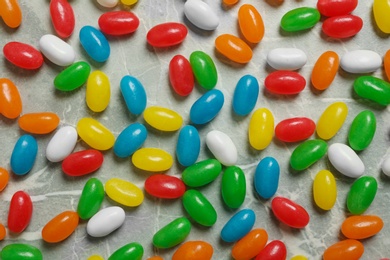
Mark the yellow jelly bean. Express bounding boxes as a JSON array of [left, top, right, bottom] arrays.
[[121, 0, 137, 5], [373, 0, 390, 34], [105, 178, 144, 207], [143, 106, 183, 132], [77, 117, 115, 150], [291, 255, 308, 260], [248, 108, 274, 150], [132, 148, 173, 172], [86, 71, 111, 113], [316, 102, 348, 140], [87, 255, 104, 260], [313, 170, 337, 210]]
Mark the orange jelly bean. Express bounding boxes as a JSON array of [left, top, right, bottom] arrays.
[[18, 112, 60, 134], [384, 50, 390, 81], [0, 78, 22, 119], [0, 0, 22, 28], [215, 34, 253, 64], [323, 239, 364, 260], [172, 241, 213, 260], [147, 256, 164, 260], [0, 167, 9, 192], [232, 228, 268, 260], [0, 223, 6, 240], [42, 211, 79, 243], [311, 51, 339, 91], [238, 4, 265, 43], [223, 0, 239, 5], [341, 215, 384, 239]]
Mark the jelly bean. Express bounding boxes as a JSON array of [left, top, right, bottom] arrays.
[[381, 155, 390, 177], [176, 125, 200, 166], [311, 51, 339, 91], [255, 240, 287, 260], [18, 112, 60, 134], [147, 257, 163, 260], [144, 106, 183, 131], [0, 0, 22, 28], [105, 178, 144, 207], [88, 255, 104, 260], [290, 256, 307, 260], [121, 0, 137, 5], [232, 75, 259, 116], [169, 55, 194, 96], [328, 143, 364, 178], [353, 76, 390, 106], [0, 167, 9, 191], [145, 174, 185, 199], [3, 42, 43, 70], [206, 130, 237, 166], [347, 176, 377, 215], [266, 48, 307, 71], [385, 50, 390, 80], [271, 196, 309, 228], [54, 61, 91, 91], [77, 117, 115, 150], [341, 215, 383, 239], [248, 108, 274, 150], [86, 71, 110, 112], [232, 229, 268, 260], [46, 125, 78, 162], [79, 26, 110, 62], [172, 241, 213, 260], [0, 244, 42, 260], [373, 0, 390, 33], [153, 217, 191, 248], [77, 178, 104, 220], [42, 211, 79, 243], [183, 189, 217, 226], [108, 242, 144, 260], [10, 135, 38, 175], [147, 22, 188, 47], [39, 34, 75, 66], [132, 148, 173, 172], [280, 7, 320, 32], [97, 0, 118, 8], [275, 117, 315, 142], [316, 102, 348, 140], [348, 110, 376, 151], [290, 139, 327, 170], [322, 15, 363, 39], [254, 157, 279, 199], [0, 223, 5, 240], [62, 149, 104, 176], [223, 0, 238, 5], [50, 0, 75, 38], [87, 206, 125, 237], [340, 50, 382, 74], [190, 89, 224, 124], [114, 123, 147, 158], [221, 209, 256, 242], [215, 34, 253, 64], [98, 11, 139, 36], [182, 159, 222, 187], [120, 75, 147, 115], [317, 0, 358, 17], [184, 0, 219, 30], [238, 4, 264, 43], [323, 239, 364, 260], [8, 191, 33, 233], [313, 170, 337, 210], [190, 51, 218, 90], [0, 78, 22, 119], [221, 166, 246, 209], [265, 71, 306, 95]]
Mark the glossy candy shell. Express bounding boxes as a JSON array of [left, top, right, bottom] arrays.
[[220, 209, 256, 242], [232, 74, 259, 116], [10, 135, 38, 175], [147, 22, 188, 47], [176, 125, 200, 167], [316, 102, 348, 140], [313, 170, 337, 210], [373, 0, 390, 33], [275, 117, 315, 142], [105, 178, 144, 207], [341, 215, 384, 239], [353, 76, 390, 106], [0, 78, 22, 119], [182, 159, 222, 187], [8, 191, 33, 233], [311, 51, 339, 91], [42, 211, 79, 243], [323, 239, 364, 260], [190, 51, 218, 90], [87, 206, 126, 237], [347, 176, 377, 215], [114, 123, 147, 158], [280, 7, 321, 32], [77, 178, 105, 220], [144, 174, 185, 199], [232, 228, 268, 260], [46, 126, 78, 162], [238, 4, 264, 43], [3, 42, 43, 69], [290, 139, 328, 170], [0, 244, 42, 260], [328, 143, 365, 178], [215, 34, 252, 63], [79, 26, 110, 62], [182, 189, 217, 226], [169, 55, 194, 96], [248, 108, 274, 150], [132, 148, 173, 172], [18, 112, 60, 134], [120, 75, 147, 115], [348, 110, 376, 151], [264, 71, 306, 95], [317, 0, 358, 17], [77, 117, 115, 150], [254, 157, 279, 199], [206, 130, 237, 166], [62, 150, 104, 176], [0, 0, 22, 28], [184, 0, 219, 30], [271, 196, 309, 228], [50, 0, 75, 38], [108, 242, 144, 260], [86, 71, 111, 112], [143, 106, 183, 131], [322, 15, 363, 38], [54, 61, 91, 91], [172, 241, 213, 260], [255, 240, 287, 260], [152, 217, 192, 248], [98, 11, 139, 36], [0, 167, 9, 191], [190, 89, 224, 124], [221, 166, 246, 209]]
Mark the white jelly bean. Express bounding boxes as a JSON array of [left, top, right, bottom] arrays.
[[46, 126, 78, 162], [184, 0, 219, 31], [39, 34, 75, 66], [97, 0, 118, 8], [328, 143, 365, 178], [340, 50, 382, 73], [381, 154, 390, 177], [87, 206, 125, 237], [206, 130, 237, 166], [266, 48, 307, 70]]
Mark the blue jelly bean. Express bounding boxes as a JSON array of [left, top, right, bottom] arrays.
[[79, 25, 110, 62], [254, 157, 280, 199], [10, 135, 38, 175], [176, 125, 200, 167], [120, 75, 147, 116], [232, 75, 259, 116], [114, 123, 148, 158], [190, 89, 224, 124], [220, 208, 256, 242]]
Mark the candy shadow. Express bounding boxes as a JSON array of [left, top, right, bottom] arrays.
[[278, 26, 313, 37], [3, 60, 43, 78], [370, 5, 390, 39], [182, 14, 216, 38], [264, 0, 284, 8], [319, 30, 356, 44], [213, 49, 250, 70], [262, 87, 301, 102], [145, 42, 183, 54], [0, 19, 20, 33]]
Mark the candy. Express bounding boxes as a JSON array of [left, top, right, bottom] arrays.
[[223, 0, 238, 5], [176, 125, 200, 166], [347, 176, 377, 215], [232, 229, 268, 260], [105, 178, 144, 207], [10, 135, 38, 175], [77, 117, 115, 150], [206, 130, 237, 166], [3, 42, 43, 69], [147, 22, 188, 47], [172, 241, 213, 260], [108, 242, 144, 260], [182, 159, 222, 187], [120, 75, 147, 115], [385, 50, 390, 80], [98, 11, 139, 36], [348, 110, 376, 151], [280, 7, 320, 32], [147, 256, 163, 260], [0, 167, 9, 191], [341, 215, 384, 239], [220, 209, 256, 242], [18, 112, 60, 134], [232, 74, 259, 116], [0, 78, 22, 119], [264, 71, 306, 95], [290, 256, 308, 260], [340, 50, 382, 73], [290, 139, 327, 171], [221, 166, 246, 209], [373, 0, 390, 33], [169, 55, 194, 96], [87, 206, 126, 237], [184, 0, 219, 30], [121, 0, 137, 5], [248, 108, 274, 150], [42, 211, 79, 243], [144, 106, 183, 131], [255, 240, 287, 260], [316, 102, 348, 140], [190, 89, 224, 124], [266, 48, 307, 70], [39, 34, 75, 66], [317, 0, 358, 17], [50, 0, 75, 38], [46, 125, 78, 162], [381, 155, 390, 176], [271, 196, 309, 228], [77, 178, 105, 220], [8, 191, 33, 233], [182, 189, 217, 226], [97, 0, 118, 8], [238, 4, 264, 43], [152, 217, 192, 248], [323, 239, 364, 260], [322, 15, 363, 38], [86, 71, 111, 112], [275, 117, 315, 142], [0, 244, 42, 260], [79, 26, 110, 62], [311, 51, 339, 91], [88, 255, 104, 260], [0, 223, 5, 240], [62, 149, 104, 176], [313, 170, 337, 210], [254, 157, 279, 199], [132, 148, 173, 172], [54, 61, 91, 91], [215, 34, 253, 64], [144, 174, 186, 199], [353, 76, 390, 106], [190, 51, 218, 90], [328, 143, 365, 178], [114, 123, 147, 158], [0, 0, 22, 28]]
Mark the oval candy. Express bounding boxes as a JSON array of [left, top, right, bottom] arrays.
[[169, 55, 194, 96], [98, 11, 139, 36], [317, 0, 358, 17], [183, 189, 217, 226], [311, 51, 339, 91], [323, 239, 364, 260], [232, 74, 259, 116], [254, 157, 280, 199], [348, 110, 376, 151], [18, 112, 60, 134], [190, 51, 218, 90], [290, 139, 328, 171], [86, 70, 110, 112], [215, 34, 252, 64], [46, 126, 78, 162], [182, 159, 222, 187], [108, 242, 144, 260], [381, 154, 390, 177], [328, 143, 365, 178], [62, 149, 104, 176], [79, 26, 110, 62], [77, 178, 105, 220], [39, 34, 75, 66], [313, 170, 337, 210], [120, 75, 147, 115], [340, 50, 382, 74], [77, 117, 115, 150], [0, 167, 10, 192], [144, 174, 186, 199], [152, 217, 192, 248], [147, 22, 188, 47], [132, 148, 173, 172], [267, 48, 307, 70], [10, 135, 38, 175], [248, 108, 274, 150], [280, 7, 321, 32], [353, 76, 390, 106], [105, 178, 144, 207], [255, 240, 287, 260], [0, 244, 42, 260], [221, 209, 256, 242], [347, 176, 377, 215], [373, 0, 390, 33], [0, 0, 22, 28], [341, 215, 384, 239], [206, 130, 237, 166], [114, 123, 147, 158], [264, 71, 306, 95], [3, 42, 44, 70], [221, 166, 246, 209], [42, 211, 79, 243], [172, 241, 213, 260], [87, 206, 126, 237], [143, 106, 183, 131], [275, 117, 315, 142], [184, 0, 219, 30], [238, 4, 264, 43], [232, 228, 268, 260], [54, 61, 91, 91], [322, 15, 363, 38], [190, 89, 224, 124], [0, 78, 22, 119], [316, 102, 348, 140], [8, 191, 33, 233], [176, 125, 200, 167], [97, 0, 118, 8], [271, 196, 309, 228], [50, 0, 75, 38]]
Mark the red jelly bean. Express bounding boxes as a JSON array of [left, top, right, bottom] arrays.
[[271, 196, 309, 228], [8, 191, 33, 233], [98, 11, 140, 36], [264, 71, 306, 95], [317, 0, 358, 17], [62, 150, 104, 176], [147, 22, 188, 47], [169, 55, 194, 96], [50, 0, 75, 38], [3, 42, 43, 70], [145, 174, 186, 199], [322, 15, 363, 38], [275, 117, 315, 142], [255, 240, 287, 260]]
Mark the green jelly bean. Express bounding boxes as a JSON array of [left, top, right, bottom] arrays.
[[290, 139, 328, 170], [1, 244, 43, 260], [108, 242, 144, 260], [54, 61, 91, 91], [221, 166, 246, 209], [182, 159, 222, 187], [347, 176, 377, 215], [77, 178, 105, 220], [281, 7, 321, 32], [182, 189, 217, 226], [152, 217, 191, 249], [353, 76, 390, 106], [190, 51, 218, 90], [348, 110, 376, 151]]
